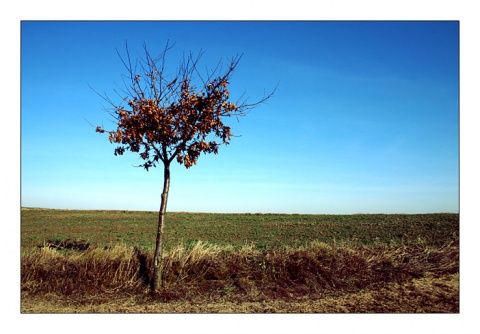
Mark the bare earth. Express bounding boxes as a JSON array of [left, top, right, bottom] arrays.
[[21, 273, 458, 313]]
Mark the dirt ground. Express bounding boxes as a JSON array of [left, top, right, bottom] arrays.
[[21, 272, 458, 313]]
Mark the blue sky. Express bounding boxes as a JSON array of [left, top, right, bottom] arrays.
[[21, 21, 459, 214]]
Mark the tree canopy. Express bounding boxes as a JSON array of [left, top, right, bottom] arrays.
[[95, 42, 273, 170]]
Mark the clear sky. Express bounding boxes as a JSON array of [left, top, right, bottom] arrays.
[[21, 21, 459, 214]]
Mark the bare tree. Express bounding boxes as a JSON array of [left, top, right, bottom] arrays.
[[94, 41, 274, 291]]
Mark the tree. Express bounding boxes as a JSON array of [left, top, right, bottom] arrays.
[[94, 41, 274, 291]]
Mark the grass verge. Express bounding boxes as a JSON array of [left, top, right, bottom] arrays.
[[21, 240, 459, 313]]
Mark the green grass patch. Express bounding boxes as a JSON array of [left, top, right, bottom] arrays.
[[21, 208, 459, 251]]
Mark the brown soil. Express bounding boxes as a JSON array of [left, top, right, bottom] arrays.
[[21, 273, 458, 313]]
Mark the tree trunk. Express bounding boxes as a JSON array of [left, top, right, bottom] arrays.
[[152, 161, 171, 291]]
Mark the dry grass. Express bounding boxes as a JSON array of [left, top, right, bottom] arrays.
[[21, 240, 459, 312], [21, 245, 143, 298], [21, 273, 458, 313]]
